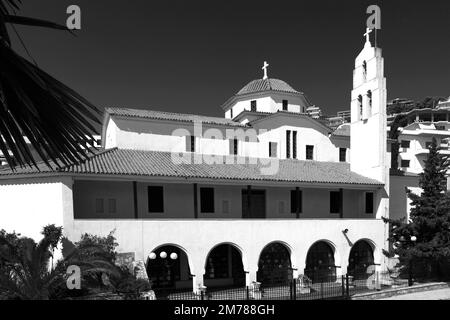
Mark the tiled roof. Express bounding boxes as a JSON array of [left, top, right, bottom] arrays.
[[0, 149, 383, 186], [237, 78, 300, 96], [106, 107, 246, 127]]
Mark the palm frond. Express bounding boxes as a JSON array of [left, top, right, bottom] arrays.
[[0, 0, 101, 171], [0, 43, 102, 170], [4, 15, 73, 33]]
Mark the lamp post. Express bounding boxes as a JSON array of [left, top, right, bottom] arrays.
[[405, 236, 417, 286], [394, 234, 417, 286]]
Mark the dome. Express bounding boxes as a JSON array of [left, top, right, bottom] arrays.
[[236, 78, 300, 96]]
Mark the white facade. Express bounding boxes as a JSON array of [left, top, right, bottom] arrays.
[[103, 111, 348, 163], [397, 118, 450, 175]]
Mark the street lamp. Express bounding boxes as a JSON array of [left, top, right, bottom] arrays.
[[148, 251, 179, 288], [407, 236, 417, 286], [393, 234, 417, 286]]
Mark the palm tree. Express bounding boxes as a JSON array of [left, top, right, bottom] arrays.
[[0, 225, 119, 300], [0, 0, 101, 170]]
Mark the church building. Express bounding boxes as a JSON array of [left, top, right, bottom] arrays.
[[0, 30, 391, 292]]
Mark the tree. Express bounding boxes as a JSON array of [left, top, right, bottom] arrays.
[[384, 138, 450, 280], [389, 114, 408, 175], [0, 0, 101, 170], [0, 225, 119, 300]]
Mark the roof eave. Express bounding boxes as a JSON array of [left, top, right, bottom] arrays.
[[0, 170, 383, 188]]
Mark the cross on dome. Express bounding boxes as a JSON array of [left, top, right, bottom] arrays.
[[262, 61, 269, 80]]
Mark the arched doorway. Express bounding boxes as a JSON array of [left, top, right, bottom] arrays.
[[305, 241, 336, 283], [204, 244, 245, 288], [146, 245, 192, 290], [348, 240, 375, 279], [257, 242, 293, 286]]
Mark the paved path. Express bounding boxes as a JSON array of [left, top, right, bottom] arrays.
[[380, 287, 450, 300]]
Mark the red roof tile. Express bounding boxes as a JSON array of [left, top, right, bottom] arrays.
[[0, 148, 383, 186], [106, 108, 246, 127], [237, 78, 300, 95]]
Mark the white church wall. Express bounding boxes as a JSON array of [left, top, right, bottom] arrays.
[[254, 116, 340, 162], [105, 113, 345, 162], [0, 177, 70, 240], [65, 218, 386, 285]]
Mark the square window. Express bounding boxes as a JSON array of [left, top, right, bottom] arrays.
[[306, 145, 314, 160], [365, 192, 374, 214], [290, 189, 303, 213], [251, 100, 257, 112], [200, 188, 215, 213], [400, 160, 410, 168], [148, 186, 164, 212], [330, 191, 341, 214], [269, 142, 278, 158], [282, 100, 288, 111], [286, 130, 291, 158], [293, 131, 297, 159], [339, 148, 346, 162], [400, 140, 410, 148]]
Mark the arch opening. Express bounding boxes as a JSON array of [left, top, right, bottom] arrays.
[[305, 241, 337, 283], [348, 240, 375, 279], [257, 242, 293, 286], [204, 244, 245, 289], [146, 244, 192, 290]]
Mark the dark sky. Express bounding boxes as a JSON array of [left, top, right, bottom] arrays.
[[7, 0, 450, 118]]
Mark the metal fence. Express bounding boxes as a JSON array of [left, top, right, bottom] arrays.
[[152, 271, 412, 300]]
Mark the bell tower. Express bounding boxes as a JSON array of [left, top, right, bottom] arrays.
[[350, 28, 387, 184]]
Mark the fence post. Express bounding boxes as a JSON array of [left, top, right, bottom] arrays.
[[345, 274, 349, 298], [341, 275, 345, 298], [246, 286, 250, 300], [320, 281, 324, 300], [376, 271, 380, 290], [293, 279, 297, 300], [289, 281, 293, 300]]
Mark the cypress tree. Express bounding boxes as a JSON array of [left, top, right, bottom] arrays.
[[384, 137, 450, 280]]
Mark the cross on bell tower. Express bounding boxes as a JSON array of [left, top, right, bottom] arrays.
[[262, 61, 269, 80], [364, 27, 373, 45]]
